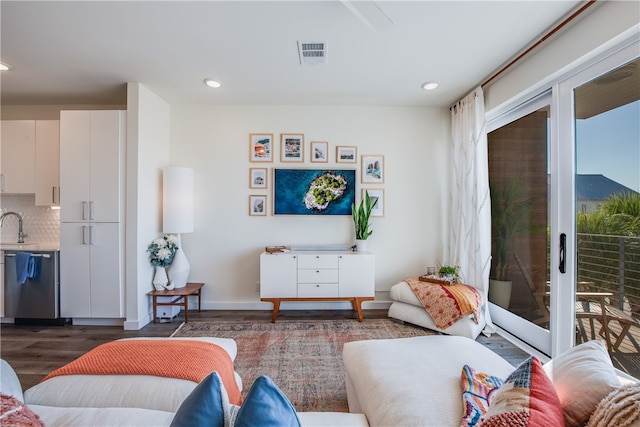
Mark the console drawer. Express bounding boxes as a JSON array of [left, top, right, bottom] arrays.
[[297, 254, 339, 269], [298, 268, 339, 284], [298, 283, 339, 298]]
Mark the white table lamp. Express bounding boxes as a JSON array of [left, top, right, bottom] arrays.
[[163, 166, 194, 288]]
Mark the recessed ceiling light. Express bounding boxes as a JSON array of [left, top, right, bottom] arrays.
[[204, 79, 221, 88], [421, 82, 438, 90], [0, 62, 11, 71]]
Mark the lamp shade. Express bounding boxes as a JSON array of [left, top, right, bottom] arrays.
[[163, 166, 194, 234]]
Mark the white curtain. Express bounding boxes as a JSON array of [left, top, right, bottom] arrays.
[[449, 86, 495, 335]]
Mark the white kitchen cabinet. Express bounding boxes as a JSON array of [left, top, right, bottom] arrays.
[[35, 120, 60, 206], [59, 110, 125, 319], [59, 110, 124, 223], [260, 251, 375, 321], [1, 120, 36, 194], [60, 219, 123, 317]]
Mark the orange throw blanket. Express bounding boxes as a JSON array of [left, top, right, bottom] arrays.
[[406, 277, 482, 329], [41, 340, 242, 405]]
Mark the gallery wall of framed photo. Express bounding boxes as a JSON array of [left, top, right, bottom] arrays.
[[247, 132, 385, 217]]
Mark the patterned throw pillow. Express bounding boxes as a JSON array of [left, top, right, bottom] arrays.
[[479, 356, 564, 427], [0, 393, 45, 427], [460, 365, 504, 427]]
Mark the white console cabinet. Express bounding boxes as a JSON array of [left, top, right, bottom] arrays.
[[260, 251, 374, 322]]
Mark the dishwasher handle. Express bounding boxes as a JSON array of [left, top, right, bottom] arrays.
[[5, 253, 51, 259]]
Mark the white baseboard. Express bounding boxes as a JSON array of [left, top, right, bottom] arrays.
[[70, 318, 124, 327]]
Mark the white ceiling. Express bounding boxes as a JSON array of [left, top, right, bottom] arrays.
[[1, 1, 583, 108]]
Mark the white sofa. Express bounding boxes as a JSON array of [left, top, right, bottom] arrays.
[[3, 335, 636, 426], [1, 337, 368, 427], [343, 335, 638, 427]]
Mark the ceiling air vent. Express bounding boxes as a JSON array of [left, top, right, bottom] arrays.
[[298, 41, 327, 65]]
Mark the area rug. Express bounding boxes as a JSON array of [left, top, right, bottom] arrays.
[[171, 319, 437, 412]]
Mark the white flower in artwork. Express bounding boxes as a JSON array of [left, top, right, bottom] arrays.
[[166, 234, 179, 245]]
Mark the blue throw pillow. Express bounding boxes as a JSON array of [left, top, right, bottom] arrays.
[[234, 375, 301, 427], [171, 372, 225, 427]]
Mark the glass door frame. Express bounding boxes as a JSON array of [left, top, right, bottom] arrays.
[[486, 36, 639, 358], [486, 91, 553, 356], [554, 41, 640, 357]]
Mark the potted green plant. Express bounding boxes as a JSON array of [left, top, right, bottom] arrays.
[[489, 178, 531, 308], [438, 265, 459, 282], [351, 190, 378, 252]]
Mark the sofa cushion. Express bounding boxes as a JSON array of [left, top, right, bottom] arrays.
[[0, 393, 44, 426], [479, 356, 564, 427], [543, 340, 621, 427], [24, 337, 243, 413], [29, 404, 175, 426], [460, 365, 504, 427], [343, 335, 514, 427], [587, 383, 640, 427], [0, 359, 24, 402]]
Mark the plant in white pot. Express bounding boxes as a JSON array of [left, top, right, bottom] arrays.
[[438, 265, 459, 283], [489, 178, 531, 308], [351, 190, 378, 252]]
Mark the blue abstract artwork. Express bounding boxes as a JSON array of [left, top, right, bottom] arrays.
[[274, 169, 356, 215]]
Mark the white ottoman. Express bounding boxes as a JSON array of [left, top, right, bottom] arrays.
[[388, 281, 485, 339]]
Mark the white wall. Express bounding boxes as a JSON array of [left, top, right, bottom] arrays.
[[484, 0, 640, 114], [124, 83, 170, 329], [169, 105, 450, 308]]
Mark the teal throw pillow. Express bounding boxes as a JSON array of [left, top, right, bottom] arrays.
[[171, 371, 225, 427], [234, 375, 301, 427]]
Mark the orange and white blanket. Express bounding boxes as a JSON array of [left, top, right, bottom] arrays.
[[41, 339, 242, 405], [405, 277, 482, 329]]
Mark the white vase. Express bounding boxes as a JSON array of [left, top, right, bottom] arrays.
[[152, 266, 168, 291], [168, 246, 190, 288], [355, 239, 368, 252]]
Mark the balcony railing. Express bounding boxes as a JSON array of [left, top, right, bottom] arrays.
[[577, 233, 640, 318]]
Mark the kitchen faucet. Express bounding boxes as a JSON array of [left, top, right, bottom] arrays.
[[0, 211, 27, 243]]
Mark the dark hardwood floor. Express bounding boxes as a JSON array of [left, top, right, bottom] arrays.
[[1, 309, 530, 391]]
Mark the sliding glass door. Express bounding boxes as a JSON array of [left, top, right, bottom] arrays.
[[488, 42, 638, 363], [568, 56, 639, 378], [487, 95, 552, 354]]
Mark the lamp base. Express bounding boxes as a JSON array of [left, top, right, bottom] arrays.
[[168, 245, 190, 288]]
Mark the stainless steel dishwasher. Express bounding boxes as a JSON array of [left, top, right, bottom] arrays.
[[4, 250, 63, 324]]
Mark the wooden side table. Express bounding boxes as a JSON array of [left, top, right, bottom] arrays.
[[147, 282, 204, 323]]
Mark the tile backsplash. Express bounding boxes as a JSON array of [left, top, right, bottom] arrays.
[[0, 195, 60, 243]]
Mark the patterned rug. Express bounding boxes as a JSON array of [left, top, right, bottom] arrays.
[[171, 318, 437, 412]]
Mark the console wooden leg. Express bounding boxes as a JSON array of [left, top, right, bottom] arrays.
[[270, 299, 281, 323], [353, 298, 364, 322], [152, 297, 157, 324]]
